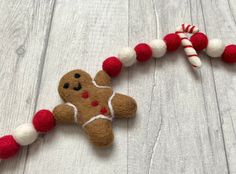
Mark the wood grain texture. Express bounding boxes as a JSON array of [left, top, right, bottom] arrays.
[[0, 0, 235, 174], [128, 0, 228, 173], [196, 0, 236, 173], [0, 0, 55, 173]]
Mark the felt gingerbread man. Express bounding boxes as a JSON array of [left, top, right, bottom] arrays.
[[53, 69, 137, 146]]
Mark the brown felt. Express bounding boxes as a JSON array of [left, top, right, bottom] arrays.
[[112, 93, 137, 118], [53, 69, 137, 146], [84, 119, 114, 147], [53, 104, 74, 124], [94, 70, 111, 86]]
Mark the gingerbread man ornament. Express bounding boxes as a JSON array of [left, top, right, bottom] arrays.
[[53, 69, 137, 146]]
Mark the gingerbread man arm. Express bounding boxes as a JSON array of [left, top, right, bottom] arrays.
[[53, 104, 77, 124], [94, 70, 111, 86], [111, 93, 137, 118]]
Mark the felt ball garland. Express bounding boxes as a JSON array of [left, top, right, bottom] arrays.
[[102, 57, 123, 77], [0, 135, 20, 159], [206, 39, 225, 58], [33, 110, 55, 132], [0, 23, 236, 160], [134, 43, 153, 62], [12, 123, 38, 146], [163, 33, 181, 52], [222, 44, 236, 63], [190, 32, 208, 51], [101, 23, 236, 76], [149, 39, 167, 58], [118, 47, 137, 67], [0, 109, 55, 159]]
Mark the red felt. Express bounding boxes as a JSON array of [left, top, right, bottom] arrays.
[[91, 100, 99, 107], [221, 44, 236, 63], [100, 107, 108, 115], [190, 32, 208, 51], [0, 135, 20, 159], [102, 57, 122, 77], [33, 110, 55, 133], [82, 91, 89, 99], [163, 33, 181, 51], [134, 43, 152, 62]]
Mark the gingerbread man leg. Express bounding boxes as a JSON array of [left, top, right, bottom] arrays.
[[83, 119, 114, 147], [111, 93, 137, 119]]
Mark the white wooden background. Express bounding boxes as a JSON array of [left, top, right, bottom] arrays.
[[0, 0, 235, 173]]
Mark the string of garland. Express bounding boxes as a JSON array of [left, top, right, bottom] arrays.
[[0, 24, 236, 160], [102, 24, 236, 77]]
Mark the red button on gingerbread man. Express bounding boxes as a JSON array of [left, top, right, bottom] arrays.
[[53, 69, 137, 146]]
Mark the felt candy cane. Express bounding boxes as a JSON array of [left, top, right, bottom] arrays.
[[176, 24, 202, 68]]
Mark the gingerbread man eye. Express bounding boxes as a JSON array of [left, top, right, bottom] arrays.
[[63, 83, 70, 89], [74, 73, 81, 78]]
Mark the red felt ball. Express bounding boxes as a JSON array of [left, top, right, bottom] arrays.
[[190, 32, 208, 51], [0, 135, 20, 159], [221, 44, 236, 63], [134, 43, 152, 62], [33, 109, 55, 133], [163, 33, 181, 51], [102, 57, 122, 77]]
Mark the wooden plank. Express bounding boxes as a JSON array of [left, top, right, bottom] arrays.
[[127, 0, 229, 173], [0, 0, 56, 173], [23, 0, 129, 173], [0, 0, 234, 174], [196, 0, 236, 173]]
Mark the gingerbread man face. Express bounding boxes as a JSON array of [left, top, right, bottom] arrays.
[[58, 70, 94, 102], [53, 69, 137, 146]]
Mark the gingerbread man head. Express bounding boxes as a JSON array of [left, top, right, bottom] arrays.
[[53, 69, 137, 146]]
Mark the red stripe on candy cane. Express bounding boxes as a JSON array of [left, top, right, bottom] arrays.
[[182, 24, 185, 31], [185, 24, 191, 32], [187, 54, 198, 57], [181, 37, 189, 40], [184, 45, 193, 48], [189, 26, 196, 33], [175, 31, 184, 34]]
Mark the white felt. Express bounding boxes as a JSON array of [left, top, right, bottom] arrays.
[[185, 47, 197, 55], [189, 56, 202, 67], [65, 102, 78, 123], [108, 92, 116, 119], [82, 115, 112, 128], [118, 47, 137, 67], [178, 33, 186, 38], [206, 39, 225, 58], [182, 39, 192, 45], [149, 39, 167, 58], [12, 123, 38, 146], [92, 80, 111, 89]]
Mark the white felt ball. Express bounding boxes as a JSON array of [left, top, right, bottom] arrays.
[[12, 123, 38, 146], [149, 39, 167, 58], [118, 47, 136, 67], [206, 39, 225, 58]]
